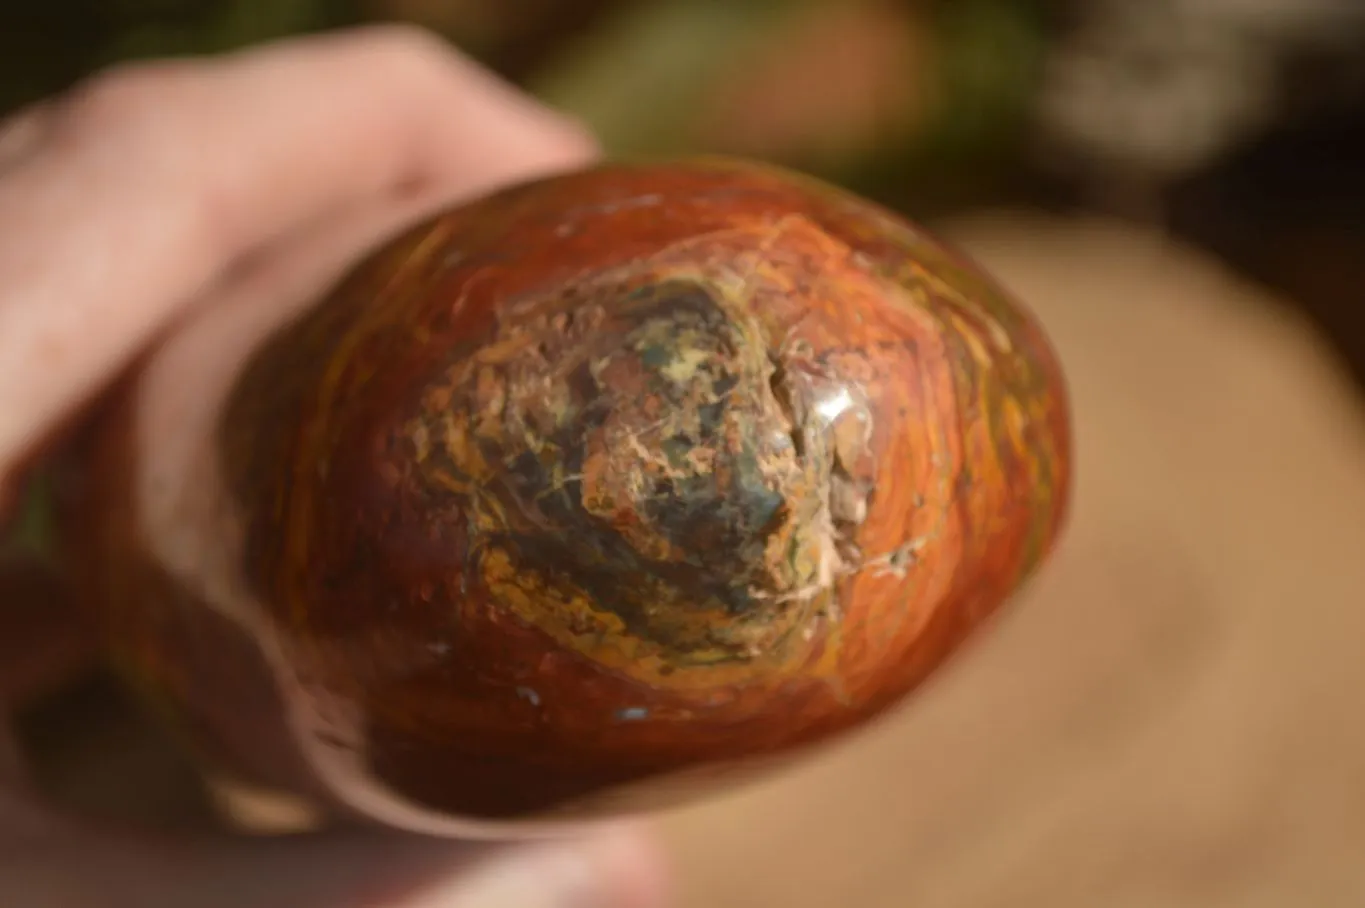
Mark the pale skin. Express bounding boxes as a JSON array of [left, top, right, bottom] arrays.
[[0, 25, 668, 908]]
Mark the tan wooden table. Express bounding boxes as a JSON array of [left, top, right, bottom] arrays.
[[658, 216, 1365, 908]]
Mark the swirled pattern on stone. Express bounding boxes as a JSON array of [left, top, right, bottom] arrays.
[[84, 158, 1072, 828]]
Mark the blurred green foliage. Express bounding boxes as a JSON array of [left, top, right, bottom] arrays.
[[1, 0, 1056, 213], [100, 0, 354, 60]]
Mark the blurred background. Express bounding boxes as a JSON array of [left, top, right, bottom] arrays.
[[4, 1, 1365, 906], [6, 0, 1365, 364]]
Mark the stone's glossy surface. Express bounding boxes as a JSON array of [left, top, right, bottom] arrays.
[[76, 158, 1071, 831]]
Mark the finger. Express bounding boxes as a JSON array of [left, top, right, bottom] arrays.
[[0, 24, 596, 480], [0, 823, 669, 908], [128, 161, 519, 526], [185, 824, 668, 908]]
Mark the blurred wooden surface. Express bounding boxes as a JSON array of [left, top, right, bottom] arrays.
[[656, 216, 1365, 908]]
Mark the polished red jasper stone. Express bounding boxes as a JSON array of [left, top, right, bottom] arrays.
[[76, 158, 1071, 833]]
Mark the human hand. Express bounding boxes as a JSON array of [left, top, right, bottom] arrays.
[[0, 25, 667, 908]]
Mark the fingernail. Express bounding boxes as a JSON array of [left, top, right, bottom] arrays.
[[410, 825, 667, 908], [541, 113, 602, 162]]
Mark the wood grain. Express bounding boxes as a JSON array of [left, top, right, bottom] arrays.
[[657, 215, 1365, 908]]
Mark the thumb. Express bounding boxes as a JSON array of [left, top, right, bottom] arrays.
[[0, 558, 669, 908], [1, 822, 668, 908]]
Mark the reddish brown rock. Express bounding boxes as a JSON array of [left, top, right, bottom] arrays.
[[70, 158, 1071, 834]]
